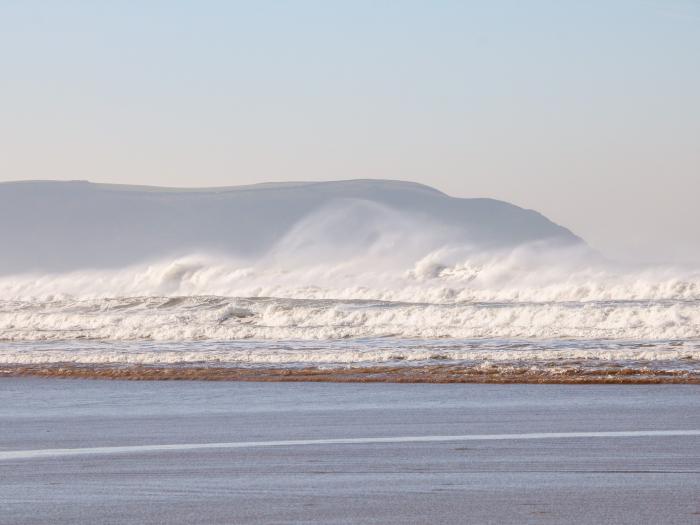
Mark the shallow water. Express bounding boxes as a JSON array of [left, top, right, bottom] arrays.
[[1, 379, 699, 524]]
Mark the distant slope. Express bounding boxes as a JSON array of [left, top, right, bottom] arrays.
[[0, 179, 583, 273]]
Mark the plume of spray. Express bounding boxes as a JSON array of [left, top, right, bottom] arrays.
[[0, 198, 699, 303]]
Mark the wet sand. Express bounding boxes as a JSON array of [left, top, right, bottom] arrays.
[[2, 362, 699, 383], [1, 378, 699, 524]]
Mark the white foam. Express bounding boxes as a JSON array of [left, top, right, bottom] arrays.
[[1, 338, 698, 366], [1, 294, 700, 342], [1, 244, 699, 304], [1, 244, 699, 346]]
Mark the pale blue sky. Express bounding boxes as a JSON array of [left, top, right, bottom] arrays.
[[1, 1, 699, 262]]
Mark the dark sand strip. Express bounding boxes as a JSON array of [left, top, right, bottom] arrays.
[[2, 364, 698, 383]]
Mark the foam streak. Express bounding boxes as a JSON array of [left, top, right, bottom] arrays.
[[2, 430, 698, 462]]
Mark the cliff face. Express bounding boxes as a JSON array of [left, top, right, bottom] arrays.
[[0, 179, 583, 273]]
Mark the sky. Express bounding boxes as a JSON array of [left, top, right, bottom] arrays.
[[1, 0, 699, 263]]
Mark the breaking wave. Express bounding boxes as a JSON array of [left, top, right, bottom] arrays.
[[1, 294, 700, 342], [1, 198, 699, 378], [1, 246, 700, 343], [2, 244, 700, 303]]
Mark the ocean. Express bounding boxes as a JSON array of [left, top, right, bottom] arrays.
[[2, 250, 699, 383]]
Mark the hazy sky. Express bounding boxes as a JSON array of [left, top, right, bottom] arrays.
[[1, 0, 698, 263]]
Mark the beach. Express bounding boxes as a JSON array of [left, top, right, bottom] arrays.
[[2, 378, 698, 524], [3, 2, 700, 523]]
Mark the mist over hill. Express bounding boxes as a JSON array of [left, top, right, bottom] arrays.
[[0, 179, 582, 274]]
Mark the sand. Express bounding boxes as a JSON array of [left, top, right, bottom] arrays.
[[2, 362, 699, 384], [1, 379, 699, 524]]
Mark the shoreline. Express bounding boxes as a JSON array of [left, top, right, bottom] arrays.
[[2, 364, 698, 384]]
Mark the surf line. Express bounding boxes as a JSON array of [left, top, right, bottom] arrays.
[[2, 430, 699, 461]]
